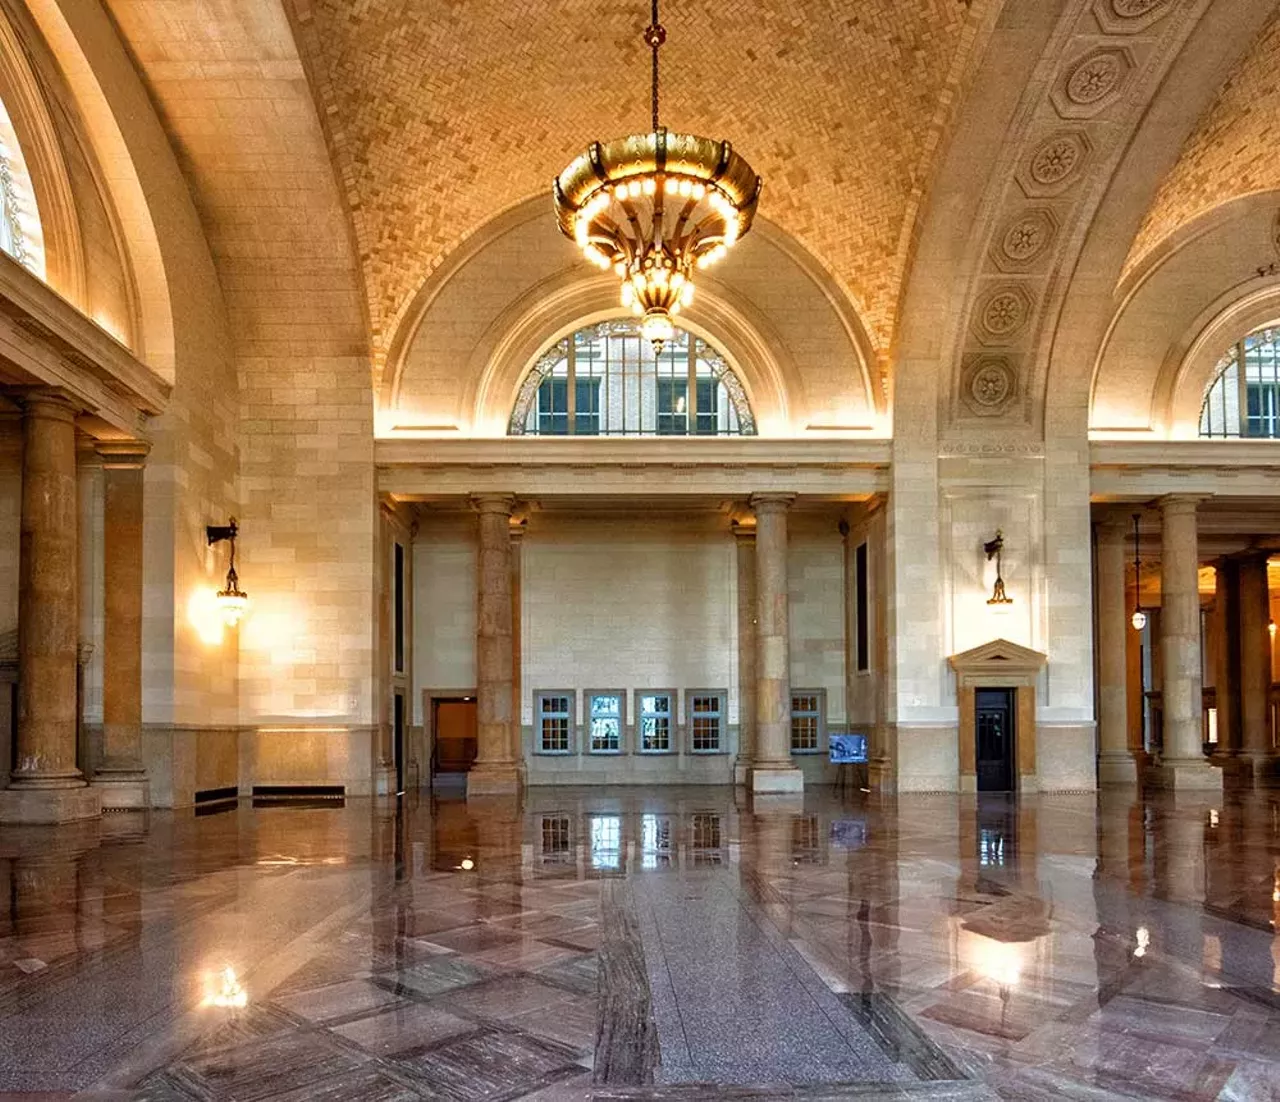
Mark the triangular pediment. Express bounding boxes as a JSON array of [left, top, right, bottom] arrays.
[[948, 638, 1047, 680]]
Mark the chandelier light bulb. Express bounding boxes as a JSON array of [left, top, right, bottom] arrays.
[[641, 309, 675, 351], [553, 0, 761, 350], [1131, 609, 1147, 632]]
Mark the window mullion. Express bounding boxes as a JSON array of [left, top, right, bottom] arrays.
[[567, 339, 577, 435], [1238, 339, 1248, 438]]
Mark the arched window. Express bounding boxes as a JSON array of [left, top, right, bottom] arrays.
[[1200, 324, 1280, 438], [0, 95, 43, 278], [509, 320, 755, 436]]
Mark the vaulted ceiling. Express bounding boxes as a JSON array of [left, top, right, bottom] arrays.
[[89, 0, 1280, 418], [287, 0, 991, 373]]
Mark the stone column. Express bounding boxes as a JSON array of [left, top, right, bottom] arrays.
[[1096, 517, 1136, 784], [1238, 553, 1274, 781], [92, 442, 150, 809], [733, 523, 756, 786], [750, 493, 801, 793], [0, 391, 100, 823], [1155, 495, 1220, 791], [468, 493, 521, 796]]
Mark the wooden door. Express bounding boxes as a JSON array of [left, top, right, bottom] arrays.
[[434, 698, 478, 774]]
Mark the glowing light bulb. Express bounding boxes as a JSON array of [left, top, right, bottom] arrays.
[[641, 309, 675, 349], [1131, 609, 1147, 632]]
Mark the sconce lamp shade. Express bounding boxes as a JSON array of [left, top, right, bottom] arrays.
[[217, 583, 249, 627], [1131, 609, 1147, 632]]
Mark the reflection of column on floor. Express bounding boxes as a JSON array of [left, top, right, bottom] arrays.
[[1238, 554, 1274, 781], [1154, 495, 1221, 791], [1, 391, 100, 824], [1208, 561, 1239, 759], [93, 442, 150, 810], [1096, 517, 1136, 784], [733, 523, 756, 786]]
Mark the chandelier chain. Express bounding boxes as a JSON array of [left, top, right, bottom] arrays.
[[644, 0, 665, 132]]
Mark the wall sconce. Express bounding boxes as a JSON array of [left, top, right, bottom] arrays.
[[207, 517, 249, 627], [1270, 620, 1276, 642], [1130, 514, 1147, 632], [984, 529, 1013, 608]]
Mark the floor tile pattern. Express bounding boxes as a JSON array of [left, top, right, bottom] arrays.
[[0, 786, 1278, 1100]]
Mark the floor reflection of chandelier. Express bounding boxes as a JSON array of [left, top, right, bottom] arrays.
[[553, 0, 762, 352]]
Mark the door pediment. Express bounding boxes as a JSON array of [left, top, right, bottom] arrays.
[[949, 638, 1046, 688]]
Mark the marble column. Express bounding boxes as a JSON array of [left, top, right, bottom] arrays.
[[1154, 495, 1220, 791], [92, 442, 150, 809], [750, 493, 802, 793], [468, 493, 521, 796], [733, 523, 756, 786], [1096, 517, 1136, 784], [0, 391, 101, 823], [1238, 553, 1274, 781]]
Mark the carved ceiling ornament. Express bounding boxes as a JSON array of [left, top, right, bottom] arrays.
[[1094, 0, 1172, 33], [974, 283, 1033, 345], [1018, 130, 1092, 198], [961, 356, 1018, 418], [993, 208, 1059, 272], [1051, 47, 1134, 120]]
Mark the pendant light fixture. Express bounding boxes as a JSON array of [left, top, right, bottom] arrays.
[[553, 0, 762, 352], [207, 517, 249, 628], [985, 529, 1013, 608], [1130, 514, 1147, 632]]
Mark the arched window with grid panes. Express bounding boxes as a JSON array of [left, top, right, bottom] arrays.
[[0, 94, 43, 278], [1200, 324, 1280, 438], [509, 320, 756, 436]]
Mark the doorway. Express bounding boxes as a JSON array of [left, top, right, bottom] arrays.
[[433, 697, 478, 779], [975, 687, 1015, 792]]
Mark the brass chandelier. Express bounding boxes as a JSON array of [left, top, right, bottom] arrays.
[[553, 0, 762, 352]]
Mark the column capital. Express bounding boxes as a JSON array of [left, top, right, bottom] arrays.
[[1158, 493, 1207, 515], [20, 387, 79, 423], [95, 440, 151, 470], [749, 492, 796, 513], [470, 492, 517, 516]]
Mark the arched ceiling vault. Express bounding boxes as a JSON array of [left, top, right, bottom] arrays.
[[1126, 5, 1280, 282], [284, 0, 998, 391]]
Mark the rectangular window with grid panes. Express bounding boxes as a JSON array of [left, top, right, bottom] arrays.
[[535, 691, 574, 754], [637, 691, 675, 753], [588, 691, 623, 753], [688, 691, 725, 753], [790, 689, 825, 753]]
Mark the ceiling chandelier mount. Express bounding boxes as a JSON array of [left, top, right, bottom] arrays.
[[553, 0, 762, 353]]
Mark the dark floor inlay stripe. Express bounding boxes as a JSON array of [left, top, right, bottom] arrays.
[[839, 992, 964, 1081], [595, 879, 660, 1086]]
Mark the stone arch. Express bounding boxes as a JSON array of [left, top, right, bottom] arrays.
[[23, 0, 177, 378], [383, 197, 879, 438], [0, 8, 85, 305], [466, 272, 793, 438]]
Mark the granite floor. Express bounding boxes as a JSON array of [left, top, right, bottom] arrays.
[[0, 785, 1278, 1101]]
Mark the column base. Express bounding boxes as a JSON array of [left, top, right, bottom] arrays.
[[750, 764, 803, 794], [1149, 758, 1223, 792], [373, 762, 397, 797], [91, 770, 151, 810], [1236, 751, 1277, 786], [1097, 752, 1139, 786], [0, 783, 102, 824], [466, 763, 523, 797]]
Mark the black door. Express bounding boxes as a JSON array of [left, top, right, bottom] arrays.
[[975, 688, 1015, 792], [393, 692, 405, 795]]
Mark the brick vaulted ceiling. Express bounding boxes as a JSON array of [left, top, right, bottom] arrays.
[[287, 0, 990, 379]]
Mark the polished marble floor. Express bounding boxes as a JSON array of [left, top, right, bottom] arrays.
[[1, 785, 1278, 1100]]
